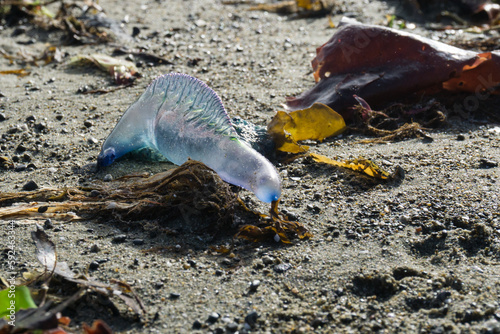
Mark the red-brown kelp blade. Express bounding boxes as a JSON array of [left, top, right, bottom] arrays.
[[286, 17, 500, 120]]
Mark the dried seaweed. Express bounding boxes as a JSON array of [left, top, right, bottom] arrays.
[[0, 0, 126, 44], [0, 160, 311, 243], [245, 0, 336, 18], [350, 95, 444, 142], [236, 199, 313, 243], [0, 161, 236, 225], [0, 68, 30, 76]]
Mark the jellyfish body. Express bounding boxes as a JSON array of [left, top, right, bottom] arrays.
[[97, 73, 281, 203]]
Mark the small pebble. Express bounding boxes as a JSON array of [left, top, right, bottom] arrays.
[[456, 134, 465, 141], [169, 292, 180, 299], [103, 174, 113, 182], [0, 113, 5, 121], [207, 312, 220, 324], [15, 164, 27, 172], [22, 153, 31, 162], [22, 180, 38, 191], [77, 86, 90, 94], [154, 281, 164, 289], [274, 263, 292, 273], [34, 122, 46, 131], [43, 219, 54, 229], [16, 144, 27, 152], [245, 311, 259, 328], [84, 120, 93, 128], [112, 234, 127, 243], [90, 244, 100, 253], [132, 239, 144, 245], [479, 159, 498, 168], [226, 322, 238, 332], [87, 137, 99, 145], [89, 261, 100, 270], [249, 279, 261, 292], [261, 255, 274, 265], [192, 320, 202, 330]]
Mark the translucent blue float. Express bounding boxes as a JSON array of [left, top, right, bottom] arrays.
[[97, 73, 281, 203]]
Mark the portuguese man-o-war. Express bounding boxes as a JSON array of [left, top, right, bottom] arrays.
[[97, 73, 281, 203]]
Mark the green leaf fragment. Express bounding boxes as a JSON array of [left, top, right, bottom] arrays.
[[0, 286, 37, 319]]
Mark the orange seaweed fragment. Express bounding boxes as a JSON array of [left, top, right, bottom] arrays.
[[0, 69, 30, 77]]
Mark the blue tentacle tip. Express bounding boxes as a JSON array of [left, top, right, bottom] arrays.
[[97, 147, 116, 168]]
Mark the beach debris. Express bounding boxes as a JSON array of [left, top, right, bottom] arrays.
[[408, 0, 500, 25], [68, 54, 139, 85], [351, 95, 440, 143], [31, 225, 145, 315], [244, 0, 336, 17], [0, 45, 64, 68], [0, 156, 15, 169], [310, 154, 391, 180], [83, 320, 114, 334], [286, 17, 500, 120], [267, 102, 346, 154], [237, 199, 313, 243], [0, 0, 126, 44], [266, 103, 393, 180], [112, 47, 174, 66], [0, 68, 30, 77], [0, 161, 311, 243], [97, 73, 281, 203], [0, 298, 73, 334], [0, 283, 112, 333]]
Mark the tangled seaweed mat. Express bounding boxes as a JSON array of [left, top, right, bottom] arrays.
[[0, 160, 311, 243]]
